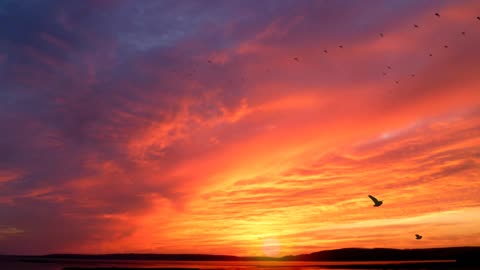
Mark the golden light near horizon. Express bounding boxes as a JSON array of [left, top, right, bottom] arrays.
[[262, 238, 281, 257]]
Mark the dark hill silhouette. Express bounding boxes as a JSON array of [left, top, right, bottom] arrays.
[[45, 253, 241, 261], [17, 247, 480, 263], [281, 247, 480, 263]]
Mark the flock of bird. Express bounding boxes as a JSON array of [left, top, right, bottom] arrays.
[[197, 13, 480, 90], [174, 12, 480, 89], [286, 13, 480, 86]]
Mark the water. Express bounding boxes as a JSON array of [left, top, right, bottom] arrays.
[[0, 257, 458, 270]]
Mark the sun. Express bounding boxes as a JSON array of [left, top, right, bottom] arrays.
[[262, 238, 280, 257]]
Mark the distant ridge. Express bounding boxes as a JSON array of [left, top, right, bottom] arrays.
[[281, 247, 480, 262], [18, 246, 479, 263], [41, 253, 266, 261]]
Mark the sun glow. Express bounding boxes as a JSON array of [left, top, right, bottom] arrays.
[[262, 238, 281, 257]]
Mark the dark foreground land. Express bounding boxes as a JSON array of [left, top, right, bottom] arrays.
[[59, 262, 479, 270], [22, 246, 480, 261], [4, 247, 480, 270]]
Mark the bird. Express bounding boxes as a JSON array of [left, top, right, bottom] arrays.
[[339, 45, 343, 48], [395, 80, 399, 84], [415, 234, 423, 240], [380, 33, 384, 37], [444, 45, 449, 48], [429, 53, 433, 57], [382, 72, 387, 76], [461, 31, 466, 36], [207, 60, 212, 64], [387, 66, 392, 69], [477, 16, 480, 21], [324, 49, 328, 53], [294, 57, 299, 62], [411, 74, 415, 77], [435, 13, 440, 17], [368, 195, 383, 207], [414, 24, 419, 28]]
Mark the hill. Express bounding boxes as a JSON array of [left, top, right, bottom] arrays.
[[17, 247, 480, 264]]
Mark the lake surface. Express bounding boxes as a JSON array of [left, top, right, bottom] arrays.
[[0, 257, 460, 270]]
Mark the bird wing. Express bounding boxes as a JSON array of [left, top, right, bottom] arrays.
[[368, 195, 379, 203]]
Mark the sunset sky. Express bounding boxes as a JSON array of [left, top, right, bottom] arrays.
[[1, 0, 480, 256]]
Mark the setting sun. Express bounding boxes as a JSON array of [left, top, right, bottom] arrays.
[[262, 238, 281, 257]]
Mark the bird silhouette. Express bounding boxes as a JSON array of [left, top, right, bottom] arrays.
[[368, 195, 383, 207], [395, 80, 399, 84], [477, 16, 480, 21], [461, 31, 466, 36], [339, 45, 343, 48], [435, 13, 440, 17], [411, 74, 415, 77], [444, 45, 449, 48], [380, 33, 384, 37], [429, 53, 433, 57], [414, 24, 419, 28], [294, 57, 299, 62], [415, 234, 423, 240], [324, 49, 328, 53], [207, 60, 212, 64], [387, 66, 392, 69], [382, 72, 387, 76]]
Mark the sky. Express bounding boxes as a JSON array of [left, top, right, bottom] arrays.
[[0, 0, 480, 256]]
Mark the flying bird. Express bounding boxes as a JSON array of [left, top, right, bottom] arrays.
[[411, 74, 415, 77], [444, 45, 449, 48], [339, 45, 343, 48], [435, 13, 440, 17], [415, 234, 423, 240], [429, 53, 433, 57], [368, 195, 383, 207], [294, 57, 299, 62], [395, 80, 399, 84], [380, 33, 384, 37], [387, 66, 392, 69], [461, 31, 466, 36], [414, 24, 419, 28], [477, 16, 480, 21], [324, 49, 328, 53]]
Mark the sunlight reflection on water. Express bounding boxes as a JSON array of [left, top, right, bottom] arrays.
[[0, 258, 457, 270]]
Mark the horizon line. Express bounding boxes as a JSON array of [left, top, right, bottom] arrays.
[[4, 245, 480, 258]]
